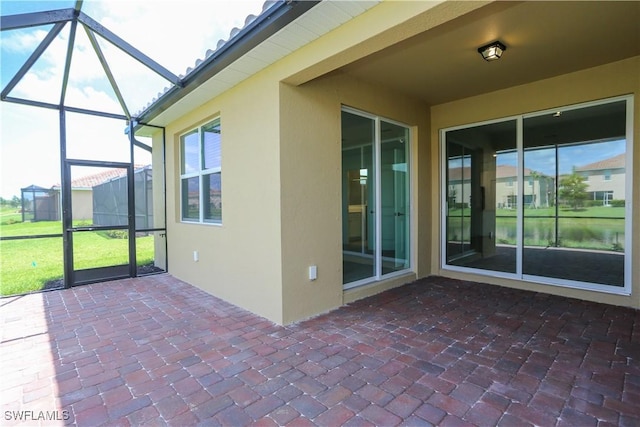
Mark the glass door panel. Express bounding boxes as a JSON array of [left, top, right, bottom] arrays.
[[444, 120, 517, 274], [342, 111, 375, 284], [68, 164, 131, 285], [523, 101, 627, 287], [380, 121, 410, 274], [342, 109, 412, 288]]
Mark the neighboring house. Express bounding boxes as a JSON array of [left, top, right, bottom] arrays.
[[576, 153, 626, 205], [131, 1, 639, 323], [51, 165, 150, 223], [52, 168, 127, 221]]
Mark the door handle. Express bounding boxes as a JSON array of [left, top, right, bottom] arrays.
[[395, 212, 405, 217]]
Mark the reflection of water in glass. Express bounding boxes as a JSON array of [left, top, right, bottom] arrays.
[[496, 217, 625, 251]]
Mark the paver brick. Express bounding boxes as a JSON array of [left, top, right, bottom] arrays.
[[2, 275, 638, 427]]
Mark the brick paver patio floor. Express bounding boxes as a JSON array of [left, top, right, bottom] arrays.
[[1, 274, 639, 426]]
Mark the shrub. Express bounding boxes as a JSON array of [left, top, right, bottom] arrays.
[[98, 230, 128, 239], [610, 199, 625, 207]]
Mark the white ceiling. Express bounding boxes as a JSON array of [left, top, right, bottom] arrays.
[[338, 1, 640, 106]]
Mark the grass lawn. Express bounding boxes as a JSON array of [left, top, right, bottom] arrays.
[[0, 219, 155, 296], [1, 206, 22, 225]]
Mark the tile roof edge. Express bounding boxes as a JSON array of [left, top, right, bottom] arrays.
[[134, 0, 320, 127]]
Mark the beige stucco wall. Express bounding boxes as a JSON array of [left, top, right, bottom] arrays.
[[157, 0, 474, 324], [162, 76, 285, 323], [278, 73, 430, 324], [71, 189, 92, 221], [430, 56, 640, 309], [158, 0, 638, 323]]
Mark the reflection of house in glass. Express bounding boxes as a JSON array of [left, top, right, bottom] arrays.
[[447, 164, 555, 210], [576, 152, 625, 206], [495, 165, 555, 209]]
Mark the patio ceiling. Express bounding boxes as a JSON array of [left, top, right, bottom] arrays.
[[336, 1, 640, 106]]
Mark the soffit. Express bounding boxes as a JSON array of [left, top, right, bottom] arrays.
[[144, 1, 380, 129], [337, 1, 640, 106]]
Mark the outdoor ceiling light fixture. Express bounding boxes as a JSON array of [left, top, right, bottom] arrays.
[[478, 41, 506, 61]]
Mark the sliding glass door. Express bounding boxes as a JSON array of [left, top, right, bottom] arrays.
[[522, 101, 628, 286], [342, 108, 411, 288], [442, 96, 632, 294], [444, 120, 517, 274]]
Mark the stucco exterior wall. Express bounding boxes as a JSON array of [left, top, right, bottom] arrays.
[[162, 76, 284, 323], [71, 189, 92, 221], [430, 56, 640, 309], [158, 1, 638, 323], [278, 73, 430, 324]]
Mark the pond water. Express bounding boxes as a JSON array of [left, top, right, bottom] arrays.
[[448, 215, 626, 252], [496, 217, 625, 251]]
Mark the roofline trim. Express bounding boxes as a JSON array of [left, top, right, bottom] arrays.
[[134, 0, 321, 128]]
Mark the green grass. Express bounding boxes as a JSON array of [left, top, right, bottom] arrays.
[[0, 205, 22, 225], [0, 220, 156, 296]]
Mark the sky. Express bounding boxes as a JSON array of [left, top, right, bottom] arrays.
[[497, 139, 626, 176], [0, 0, 265, 199]]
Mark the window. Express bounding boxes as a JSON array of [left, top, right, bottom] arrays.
[[441, 96, 632, 295], [180, 119, 222, 223]]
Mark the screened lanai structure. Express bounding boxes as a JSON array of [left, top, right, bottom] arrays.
[[0, 0, 172, 292], [1, 0, 313, 296]]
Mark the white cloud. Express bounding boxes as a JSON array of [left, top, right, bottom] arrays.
[[0, 28, 49, 53]]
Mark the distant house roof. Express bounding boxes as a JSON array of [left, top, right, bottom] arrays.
[[52, 165, 148, 190], [575, 153, 625, 172], [21, 184, 52, 192]]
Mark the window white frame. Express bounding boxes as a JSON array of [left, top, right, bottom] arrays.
[[440, 96, 633, 295], [180, 118, 222, 224], [342, 106, 414, 290]]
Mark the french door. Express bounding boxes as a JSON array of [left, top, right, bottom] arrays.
[[341, 108, 411, 289]]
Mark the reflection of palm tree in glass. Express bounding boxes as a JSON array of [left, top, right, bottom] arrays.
[[529, 170, 540, 208]]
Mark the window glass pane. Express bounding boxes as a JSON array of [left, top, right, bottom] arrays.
[[181, 177, 199, 221], [523, 101, 626, 287], [203, 120, 221, 170], [181, 130, 199, 174], [342, 111, 376, 284], [380, 121, 410, 274], [203, 172, 222, 223], [445, 120, 517, 274]]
